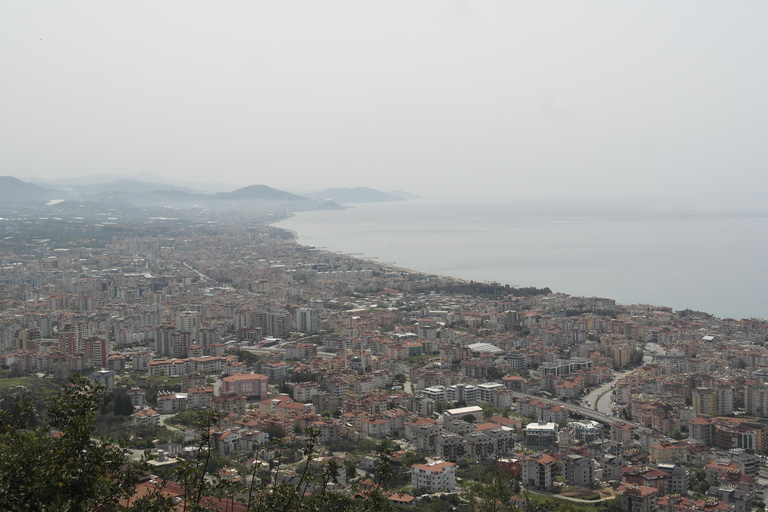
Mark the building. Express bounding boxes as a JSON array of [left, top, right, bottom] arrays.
[[213, 394, 246, 416], [388, 494, 416, 508], [705, 460, 742, 486], [133, 407, 160, 427], [296, 308, 320, 334], [656, 464, 690, 497], [622, 466, 670, 496], [258, 395, 316, 416], [693, 387, 717, 416], [524, 422, 557, 446], [649, 441, 688, 464], [520, 453, 556, 490], [744, 383, 768, 416], [285, 342, 318, 361], [708, 487, 752, 512], [291, 381, 318, 403], [126, 387, 146, 408], [221, 373, 269, 399], [308, 418, 342, 444], [156, 392, 188, 414], [261, 361, 289, 382], [362, 417, 391, 439], [602, 455, 629, 482], [561, 454, 595, 486], [436, 432, 468, 463], [442, 406, 483, 424], [616, 485, 658, 512], [411, 461, 457, 493], [572, 420, 601, 442], [87, 369, 115, 391], [267, 312, 287, 338], [155, 328, 191, 358], [713, 420, 762, 452]]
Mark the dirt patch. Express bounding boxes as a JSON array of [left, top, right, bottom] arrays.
[[560, 486, 614, 500]]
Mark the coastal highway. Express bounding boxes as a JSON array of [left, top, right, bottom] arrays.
[[238, 344, 337, 360], [508, 391, 644, 429]]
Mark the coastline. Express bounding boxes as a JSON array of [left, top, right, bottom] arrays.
[[272, 213, 471, 285], [271, 204, 767, 321]]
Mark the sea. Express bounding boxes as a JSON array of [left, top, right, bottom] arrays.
[[276, 197, 768, 321]]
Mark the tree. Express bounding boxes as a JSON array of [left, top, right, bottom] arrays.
[[486, 366, 506, 380], [113, 389, 134, 416], [462, 466, 517, 512], [0, 375, 401, 512], [667, 428, 687, 440], [263, 425, 286, 439], [0, 374, 143, 511]]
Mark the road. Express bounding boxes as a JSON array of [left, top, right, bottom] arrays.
[[584, 379, 618, 416], [211, 375, 222, 395], [239, 345, 336, 361], [182, 261, 211, 282], [508, 391, 644, 429], [581, 342, 666, 416]]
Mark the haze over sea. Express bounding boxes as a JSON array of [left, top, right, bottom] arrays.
[[278, 197, 768, 321]]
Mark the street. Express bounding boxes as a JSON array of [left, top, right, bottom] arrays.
[[581, 343, 666, 416]]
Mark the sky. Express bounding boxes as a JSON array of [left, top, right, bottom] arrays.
[[1, 1, 767, 200]]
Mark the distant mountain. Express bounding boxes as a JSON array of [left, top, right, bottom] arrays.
[[306, 187, 404, 203], [73, 179, 204, 196], [81, 182, 339, 212], [1, 175, 341, 213], [215, 185, 307, 201], [27, 174, 236, 193], [27, 173, 164, 187], [0, 176, 59, 203]]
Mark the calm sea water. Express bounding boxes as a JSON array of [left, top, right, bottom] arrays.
[[277, 198, 768, 320]]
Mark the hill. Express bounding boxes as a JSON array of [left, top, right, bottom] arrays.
[[215, 184, 307, 201], [0, 176, 58, 203]]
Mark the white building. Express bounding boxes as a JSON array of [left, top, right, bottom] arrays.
[[524, 422, 557, 446], [296, 308, 320, 334], [423, 386, 447, 402], [571, 420, 602, 442], [443, 406, 483, 424], [411, 461, 457, 493], [521, 453, 556, 490]]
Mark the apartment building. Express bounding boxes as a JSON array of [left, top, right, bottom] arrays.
[[296, 308, 320, 334], [524, 422, 557, 446], [617, 485, 658, 512], [561, 454, 595, 487], [520, 453, 556, 490], [411, 461, 457, 493], [221, 373, 269, 399], [291, 381, 318, 403], [285, 342, 318, 361]]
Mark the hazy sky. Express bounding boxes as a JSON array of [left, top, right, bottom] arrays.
[[2, 1, 767, 199]]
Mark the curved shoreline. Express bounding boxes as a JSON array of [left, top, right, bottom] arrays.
[[272, 217, 471, 286], [269, 205, 767, 321]]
